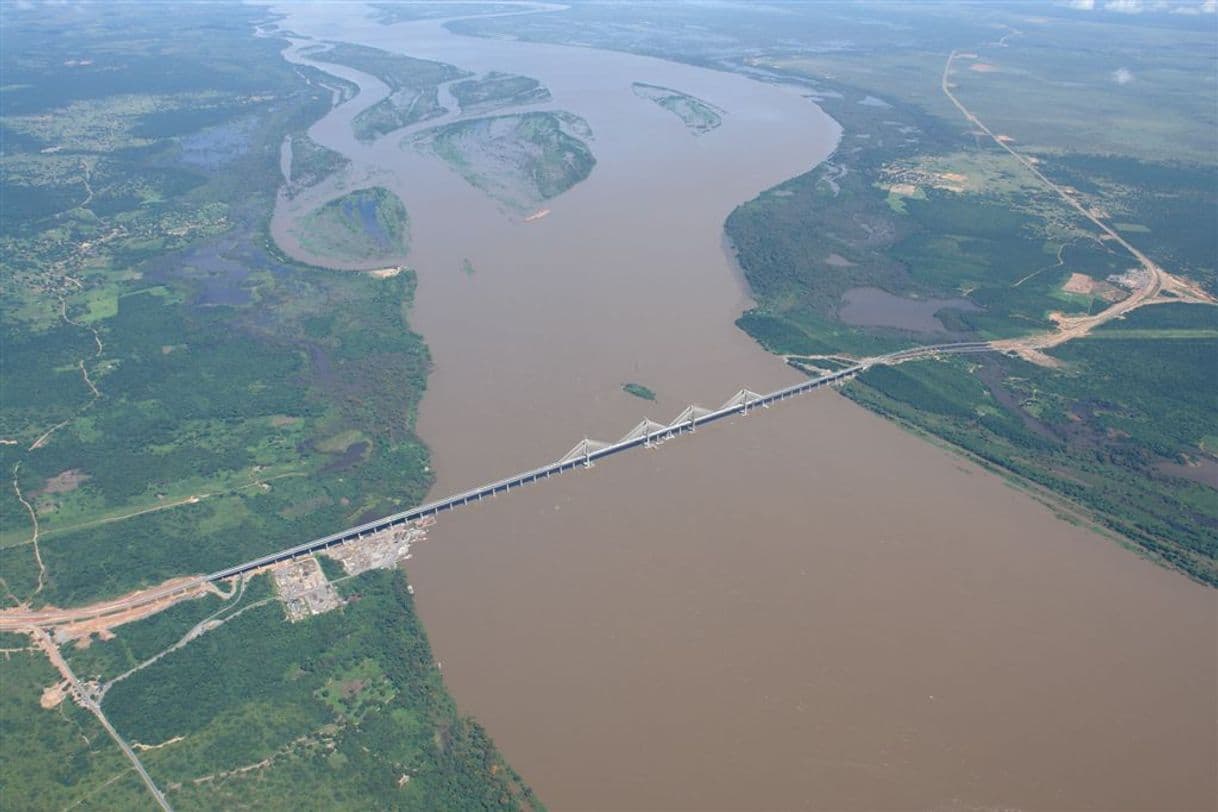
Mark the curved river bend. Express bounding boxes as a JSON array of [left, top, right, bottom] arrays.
[[269, 5, 1216, 809]]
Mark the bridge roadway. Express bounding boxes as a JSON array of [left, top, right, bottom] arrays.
[[204, 341, 995, 583]]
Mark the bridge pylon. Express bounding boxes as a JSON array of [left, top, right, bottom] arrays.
[[559, 438, 611, 468], [721, 388, 766, 415], [670, 405, 712, 432], [619, 418, 669, 448]]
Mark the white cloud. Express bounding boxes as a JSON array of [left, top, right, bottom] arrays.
[[1105, 0, 1145, 11], [1172, 0, 1217, 13], [1064, 0, 1096, 8], [1112, 67, 1135, 84]]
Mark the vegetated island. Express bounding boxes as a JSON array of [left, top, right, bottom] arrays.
[[451, 71, 551, 115], [292, 186, 410, 265], [308, 43, 470, 142], [409, 110, 595, 213], [622, 382, 657, 401], [281, 132, 349, 196], [632, 82, 724, 135]]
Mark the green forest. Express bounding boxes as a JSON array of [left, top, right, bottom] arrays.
[[0, 4, 535, 808]]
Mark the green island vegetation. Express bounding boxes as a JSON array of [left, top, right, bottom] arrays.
[[452, 3, 1218, 583], [284, 132, 350, 195], [308, 43, 470, 142], [0, 3, 533, 806], [631, 82, 723, 134], [451, 72, 552, 115], [622, 382, 657, 401], [293, 186, 410, 265], [410, 111, 596, 212]]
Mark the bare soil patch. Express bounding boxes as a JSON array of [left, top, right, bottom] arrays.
[[367, 266, 403, 278], [38, 469, 90, 495], [1062, 272, 1127, 303], [1063, 272, 1097, 294], [1157, 456, 1218, 489], [0, 576, 214, 636], [40, 680, 69, 709]]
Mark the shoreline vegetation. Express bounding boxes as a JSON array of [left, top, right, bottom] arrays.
[[0, 5, 538, 808]]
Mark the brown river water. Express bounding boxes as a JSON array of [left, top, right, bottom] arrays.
[[268, 5, 1217, 809]]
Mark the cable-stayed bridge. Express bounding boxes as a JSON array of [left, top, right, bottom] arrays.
[[205, 341, 995, 582]]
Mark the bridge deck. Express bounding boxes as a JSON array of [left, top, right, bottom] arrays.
[[206, 342, 996, 582]]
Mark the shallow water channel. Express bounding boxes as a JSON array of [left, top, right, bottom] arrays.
[[269, 5, 1217, 809]]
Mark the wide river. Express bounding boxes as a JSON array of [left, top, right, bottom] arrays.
[[269, 4, 1216, 809]]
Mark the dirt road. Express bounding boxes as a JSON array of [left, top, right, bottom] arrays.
[[0, 577, 213, 636], [941, 50, 1214, 359]]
